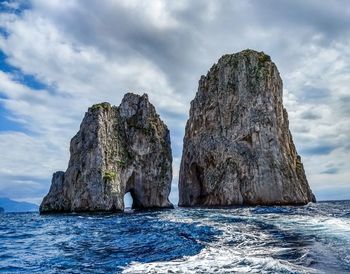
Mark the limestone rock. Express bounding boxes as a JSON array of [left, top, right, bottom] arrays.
[[40, 93, 173, 213], [179, 49, 315, 206]]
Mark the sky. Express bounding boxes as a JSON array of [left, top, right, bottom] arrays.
[[0, 0, 349, 205]]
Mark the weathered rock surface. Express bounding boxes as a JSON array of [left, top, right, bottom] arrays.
[[40, 93, 173, 213], [179, 49, 315, 206]]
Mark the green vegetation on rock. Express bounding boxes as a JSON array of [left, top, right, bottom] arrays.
[[103, 171, 116, 181], [90, 102, 111, 112], [258, 53, 271, 63], [116, 160, 126, 167]]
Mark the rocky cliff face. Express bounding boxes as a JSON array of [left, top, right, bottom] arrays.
[[179, 49, 315, 206], [40, 93, 173, 213]]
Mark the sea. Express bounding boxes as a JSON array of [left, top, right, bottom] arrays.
[[0, 200, 350, 274]]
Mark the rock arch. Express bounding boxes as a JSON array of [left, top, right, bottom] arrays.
[[40, 93, 173, 213]]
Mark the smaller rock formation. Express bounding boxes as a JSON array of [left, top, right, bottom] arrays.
[[40, 93, 173, 213], [179, 49, 315, 206]]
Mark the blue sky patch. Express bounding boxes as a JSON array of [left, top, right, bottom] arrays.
[[0, 50, 48, 90], [0, 103, 27, 132]]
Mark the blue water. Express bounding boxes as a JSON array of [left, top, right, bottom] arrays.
[[1, 201, 350, 273]]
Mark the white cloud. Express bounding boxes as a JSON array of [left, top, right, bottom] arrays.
[[0, 131, 67, 179]]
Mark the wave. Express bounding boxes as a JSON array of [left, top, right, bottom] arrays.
[[1, 201, 350, 273]]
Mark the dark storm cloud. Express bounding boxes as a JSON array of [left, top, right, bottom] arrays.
[[253, 0, 350, 41], [321, 167, 339, 174], [337, 95, 350, 116], [292, 124, 310, 133], [33, 1, 204, 96], [160, 109, 188, 121], [31, 0, 350, 100], [301, 86, 330, 102], [301, 110, 321, 120], [301, 144, 338, 156]]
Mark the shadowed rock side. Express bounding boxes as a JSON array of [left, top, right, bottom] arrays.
[[40, 93, 173, 213], [179, 49, 316, 207]]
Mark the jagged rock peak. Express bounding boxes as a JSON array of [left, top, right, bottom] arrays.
[[40, 92, 173, 213], [179, 49, 315, 207]]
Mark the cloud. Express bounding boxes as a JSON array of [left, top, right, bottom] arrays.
[[301, 144, 338, 156], [0, 0, 349, 203], [300, 110, 322, 120], [300, 86, 331, 102], [321, 167, 339, 175]]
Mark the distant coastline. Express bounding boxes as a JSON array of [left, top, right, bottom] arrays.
[[0, 197, 38, 213]]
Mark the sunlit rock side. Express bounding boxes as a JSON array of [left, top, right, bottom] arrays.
[[179, 49, 316, 206], [40, 93, 173, 213]]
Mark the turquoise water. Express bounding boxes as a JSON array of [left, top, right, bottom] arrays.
[[1, 201, 350, 273]]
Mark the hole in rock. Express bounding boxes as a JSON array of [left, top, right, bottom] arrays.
[[124, 192, 133, 209]]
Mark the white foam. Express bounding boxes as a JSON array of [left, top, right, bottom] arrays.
[[122, 209, 323, 274], [122, 207, 350, 273], [122, 245, 318, 274]]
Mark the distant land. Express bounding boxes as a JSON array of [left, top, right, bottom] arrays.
[[0, 197, 38, 213]]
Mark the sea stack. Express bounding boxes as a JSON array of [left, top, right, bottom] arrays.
[[179, 49, 315, 206], [40, 93, 173, 213]]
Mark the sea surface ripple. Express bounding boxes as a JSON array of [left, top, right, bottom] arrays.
[[0, 201, 350, 273]]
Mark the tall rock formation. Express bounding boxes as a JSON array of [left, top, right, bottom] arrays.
[[40, 93, 173, 213], [179, 49, 315, 206]]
